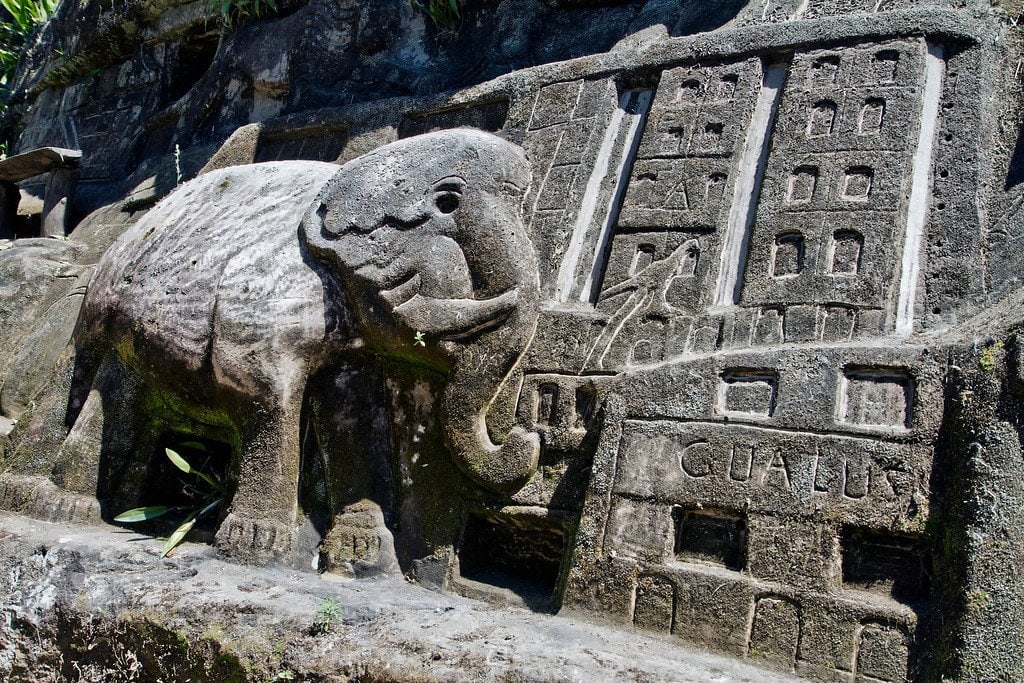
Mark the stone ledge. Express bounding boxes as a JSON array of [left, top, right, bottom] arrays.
[[0, 512, 804, 682]]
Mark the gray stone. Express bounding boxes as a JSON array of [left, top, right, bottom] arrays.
[[3, 1, 1024, 681]]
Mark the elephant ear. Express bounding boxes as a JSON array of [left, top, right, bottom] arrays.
[[301, 198, 326, 237]]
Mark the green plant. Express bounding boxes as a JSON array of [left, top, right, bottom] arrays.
[[410, 0, 460, 31], [114, 444, 225, 558], [0, 0, 57, 86], [978, 340, 1004, 372], [310, 597, 342, 635], [209, 0, 277, 29]]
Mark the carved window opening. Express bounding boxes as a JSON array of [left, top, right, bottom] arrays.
[[705, 172, 727, 205], [830, 229, 864, 274], [630, 243, 656, 276], [841, 526, 929, 605], [772, 232, 804, 278], [842, 167, 874, 201], [633, 575, 676, 633], [748, 596, 801, 668], [715, 73, 739, 101], [673, 507, 745, 570], [807, 99, 837, 138], [809, 55, 841, 87], [839, 366, 914, 429], [676, 78, 701, 103], [786, 166, 818, 204], [718, 369, 778, 417], [167, 34, 220, 105], [535, 383, 559, 426], [698, 122, 724, 151], [859, 98, 886, 135], [872, 49, 900, 83], [574, 385, 598, 429], [457, 511, 565, 606], [855, 622, 911, 682]]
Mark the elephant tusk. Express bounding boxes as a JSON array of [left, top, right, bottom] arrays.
[[392, 289, 520, 337]]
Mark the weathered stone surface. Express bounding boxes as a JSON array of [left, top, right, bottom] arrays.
[[0, 512, 802, 682], [3, 0, 1024, 681]]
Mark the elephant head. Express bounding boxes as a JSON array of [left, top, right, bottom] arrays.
[[301, 130, 541, 493]]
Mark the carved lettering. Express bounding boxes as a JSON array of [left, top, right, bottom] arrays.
[[844, 456, 869, 499], [763, 450, 791, 488], [615, 421, 928, 514], [680, 441, 713, 478], [729, 444, 754, 482]]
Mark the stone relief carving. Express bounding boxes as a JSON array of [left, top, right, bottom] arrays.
[[4, 2, 1024, 680], [32, 130, 540, 564]]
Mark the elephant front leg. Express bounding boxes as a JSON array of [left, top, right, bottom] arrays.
[[216, 396, 304, 565]]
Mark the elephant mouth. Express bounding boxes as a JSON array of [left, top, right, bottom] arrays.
[[337, 212, 431, 237]]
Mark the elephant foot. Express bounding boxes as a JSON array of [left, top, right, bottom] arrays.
[[216, 513, 294, 565], [0, 474, 103, 524], [319, 500, 399, 577]]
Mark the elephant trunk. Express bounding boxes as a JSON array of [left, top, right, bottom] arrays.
[[439, 302, 540, 493], [439, 214, 541, 493]]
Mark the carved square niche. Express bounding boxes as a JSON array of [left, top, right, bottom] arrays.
[[673, 507, 746, 570], [717, 370, 778, 418], [838, 367, 914, 430], [841, 526, 928, 605]]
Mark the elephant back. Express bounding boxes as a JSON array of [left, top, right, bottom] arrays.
[[83, 161, 339, 373]]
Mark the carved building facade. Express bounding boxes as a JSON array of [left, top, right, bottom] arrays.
[[2, 1, 1024, 681]]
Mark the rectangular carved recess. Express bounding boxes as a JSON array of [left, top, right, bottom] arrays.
[[839, 365, 914, 430], [398, 99, 510, 139], [717, 368, 778, 417], [457, 510, 565, 606], [673, 507, 746, 571], [841, 525, 929, 605], [254, 127, 348, 163]]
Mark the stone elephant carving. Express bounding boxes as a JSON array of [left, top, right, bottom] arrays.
[[51, 130, 541, 563]]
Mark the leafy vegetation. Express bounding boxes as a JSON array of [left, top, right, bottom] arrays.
[[209, 0, 277, 29], [310, 597, 342, 635], [978, 340, 1004, 372], [0, 0, 56, 108], [410, 0, 461, 31], [114, 444, 226, 558]]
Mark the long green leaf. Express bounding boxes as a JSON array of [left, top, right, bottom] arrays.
[[165, 447, 193, 473], [160, 514, 197, 558], [114, 505, 174, 523], [177, 441, 207, 451], [195, 470, 223, 492], [166, 446, 222, 492], [195, 498, 221, 520]]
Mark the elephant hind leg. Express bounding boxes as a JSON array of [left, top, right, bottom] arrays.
[[58, 352, 154, 504]]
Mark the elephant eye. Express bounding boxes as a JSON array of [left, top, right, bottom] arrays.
[[435, 191, 460, 214]]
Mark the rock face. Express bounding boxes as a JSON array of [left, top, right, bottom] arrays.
[[3, 1, 1024, 681]]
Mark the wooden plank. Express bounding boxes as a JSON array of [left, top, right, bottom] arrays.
[[0, 147, 81, 183]]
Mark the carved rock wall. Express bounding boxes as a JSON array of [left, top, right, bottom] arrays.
[[3, 1, 1024, 681]]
